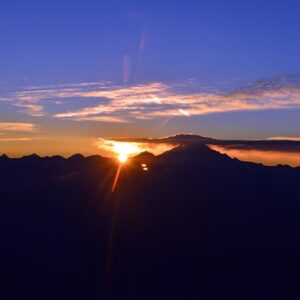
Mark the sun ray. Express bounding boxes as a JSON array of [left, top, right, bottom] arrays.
[[111, 164, 122, 193]]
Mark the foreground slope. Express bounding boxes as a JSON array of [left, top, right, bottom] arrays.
[[0, 144, 300, 299]]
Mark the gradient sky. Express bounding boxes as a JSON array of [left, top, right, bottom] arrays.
[[1, 0, 300, 156]]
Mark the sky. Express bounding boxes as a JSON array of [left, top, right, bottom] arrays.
[[1, 0, 300, 156]]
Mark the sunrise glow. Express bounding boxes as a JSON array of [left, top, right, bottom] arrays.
[[110, 141, 142, 163], [96, 138, 177, 163]]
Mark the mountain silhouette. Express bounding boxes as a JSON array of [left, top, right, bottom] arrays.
[[133, 151, 156, 162], [1, 144, 300, 299]]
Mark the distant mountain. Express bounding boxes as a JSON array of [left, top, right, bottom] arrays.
[[108, 133, 213, 143], [162, 133, 215, 142]]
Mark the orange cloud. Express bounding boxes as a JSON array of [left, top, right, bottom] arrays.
[[0, 122, 38, 132], [267, 136, 300, 141], [0, 137, 44, 142], [209, 145, 300, 167]]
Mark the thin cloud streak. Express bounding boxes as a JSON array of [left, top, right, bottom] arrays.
[[267, 136, 300, 141], [0, 122, 39, 133], [0, 137, 44, 142], [74, 116, 130, 123]]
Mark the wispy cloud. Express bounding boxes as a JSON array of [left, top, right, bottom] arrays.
[[0, 137, 44, 142], [0, 122, 39, 132], [267, 136, 300, 141], [74, 116, 130, 123], [13, 103, 44, 116], [2, 74, 300, 122]]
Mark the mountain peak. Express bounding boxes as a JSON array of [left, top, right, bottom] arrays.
[[166, 134, 206, 139], [163, 134, 215, 143], [22, 153, 41, 160], [68, 154, 85, 160], [133, 151, 155, 160]]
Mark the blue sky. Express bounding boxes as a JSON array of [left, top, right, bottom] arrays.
[[1, 0, 300, 85], [1, 0, 300, 155]]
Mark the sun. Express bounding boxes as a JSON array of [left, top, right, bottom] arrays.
[[118, 152, 128, 163], [96, 138, 178, 164], [110, 141, 142, 163]]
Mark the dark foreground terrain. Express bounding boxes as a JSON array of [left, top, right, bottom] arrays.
[[1, 144, 300, 299]]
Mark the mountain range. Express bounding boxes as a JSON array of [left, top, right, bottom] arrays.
[[1, 142, 300, 299]]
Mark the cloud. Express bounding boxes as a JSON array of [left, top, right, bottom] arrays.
[[0, 122, 39, 132], [74, 116, 130, 123], [267, 136, 300, 141], [2, 74, 300, 122], [13, 103, 44, 116], [0, 137, 43, 142], [209, 144, 300, 167]]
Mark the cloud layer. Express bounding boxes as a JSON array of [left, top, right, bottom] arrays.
[[210, 144, 300, 167], [2, 74, 300, 123]]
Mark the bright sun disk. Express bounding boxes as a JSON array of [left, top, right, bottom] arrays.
[[118, 153, 128, 163]]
